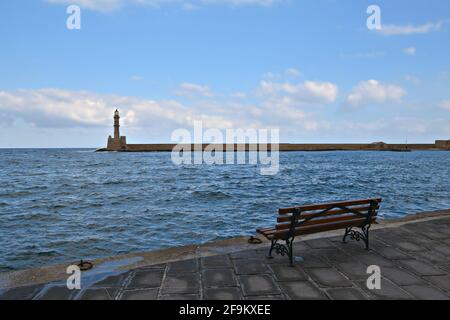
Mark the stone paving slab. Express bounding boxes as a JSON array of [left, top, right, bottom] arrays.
[[202, 269, 237, 287], [1, 214, 450, 300]]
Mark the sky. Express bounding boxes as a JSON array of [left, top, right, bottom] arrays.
[[0, 0, 449, 147]]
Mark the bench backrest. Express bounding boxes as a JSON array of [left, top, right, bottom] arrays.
[[275, 198, 382, 235]]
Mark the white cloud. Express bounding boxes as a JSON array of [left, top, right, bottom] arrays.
[[44, 0, 285, 12], [439, 100, 450, 111], [0, 88, 234, 130], [175, 82, 214, 97], [346, 80, 406, 107], [403, 47, 416, 56], [285, 68, 301, 77], [259, 80, 338, 104], [377, 20, 445, 36]]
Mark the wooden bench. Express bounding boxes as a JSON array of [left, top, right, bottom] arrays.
[[257, 198, 382, 265]]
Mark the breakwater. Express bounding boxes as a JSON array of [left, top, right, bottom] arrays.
[[97, 143, 444, 152]]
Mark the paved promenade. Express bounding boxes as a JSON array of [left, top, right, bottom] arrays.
[[1, 212, 450, 300]]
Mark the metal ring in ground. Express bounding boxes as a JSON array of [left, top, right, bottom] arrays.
[[77, 260, 94, 271], [248, 236, 263, 244]]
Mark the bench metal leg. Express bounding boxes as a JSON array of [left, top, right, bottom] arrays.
[[286, 238, 294, 266], [362, 225, 370, 250], [341, 225, 371, 250], [268, 238, 295, 266], [342, 227, 351, 243], [266, 239, 277, 259]]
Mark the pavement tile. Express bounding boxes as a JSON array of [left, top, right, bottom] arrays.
[[234, 259, 269, 275], [159, 294, 199, 300], [127, 269, 165, 289], [412, 250, 448, 264], [313, 248, 351, 263], [399, 259, 447, 276], [335, 262, 370, 280], [356, 279, 412, 300], [291, 241, 311, 253], [279, 281, 327, 300], [239, 275, 281, 296], [202, 269, 237, 287], [306, 268, 353, 288], [269, 265, 308, 281], [246, 295, 286, 300], [433, 245, 450, 257], [354, 252, 394, 267], [402, 285, 450, 300], [35, 285, 77, 300], [167, 259, 198, 274], [162, 273, 200, 295], [374, 246, 410, 260], [121, 289, 159, 300], [294, 254, 330, 268], [204, 287, 243, 300], [201, 255, 232, 269], [229, 250, 261, 260], [78, 288, 113, 300], [423, 275, 450, 292], [392, 241, 425, 252], [91, 272, 130, 287], [305, 238, 335, 249], [327, 288, 368, 300], [381, 267, 425, 286], [0, 284, 43, 300]]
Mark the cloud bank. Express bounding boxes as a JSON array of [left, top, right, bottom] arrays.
[[346, 80, 406, 108]]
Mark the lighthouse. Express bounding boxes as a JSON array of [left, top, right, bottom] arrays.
[[107, 109, 127, 151], [114, 109, 120, 140]]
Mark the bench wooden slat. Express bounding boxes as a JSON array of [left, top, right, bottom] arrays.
[[277, 205, 379, 222], [271, 217, 375, 240], [275, 214, 369, 230], [278, 198, 382, 214]]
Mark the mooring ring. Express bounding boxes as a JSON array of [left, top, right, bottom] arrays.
[[77, 260, 94, 271], [248, 236, 263, 244]]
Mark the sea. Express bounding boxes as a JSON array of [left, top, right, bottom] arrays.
[[0, 149, 449, 272]]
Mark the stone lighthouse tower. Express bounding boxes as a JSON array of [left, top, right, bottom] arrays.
[[107, 109, 127, 151], [114, 109, 120, 140]]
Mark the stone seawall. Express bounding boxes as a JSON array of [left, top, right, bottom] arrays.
[[97, 143, 441, 152]]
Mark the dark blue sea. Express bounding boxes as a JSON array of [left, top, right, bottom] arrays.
[[1, 149, 449, 272]]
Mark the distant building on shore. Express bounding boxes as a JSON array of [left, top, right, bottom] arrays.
[[435, 140, 450, 149], [100, 110, 450, 152]]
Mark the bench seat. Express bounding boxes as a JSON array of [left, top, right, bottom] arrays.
[[256, 198, 382, 265]]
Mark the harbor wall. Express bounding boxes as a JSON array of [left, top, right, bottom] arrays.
[[97, 143, 443, 152]]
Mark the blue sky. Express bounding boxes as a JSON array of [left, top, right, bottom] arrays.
[[0, 0, 449, 147]]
